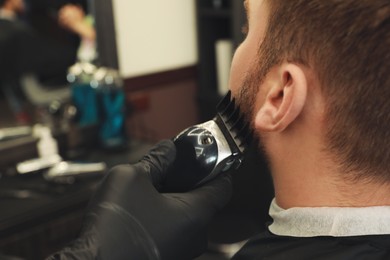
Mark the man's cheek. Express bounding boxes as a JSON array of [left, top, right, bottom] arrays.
[[229, 50, 250, 97]]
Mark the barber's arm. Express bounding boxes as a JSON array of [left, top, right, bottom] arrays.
[[58, 4, 96, 41], [47, 140, 232, 260]]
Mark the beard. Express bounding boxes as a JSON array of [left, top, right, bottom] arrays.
[[236, 75, 257, 131], [234, 63, 271, 170]]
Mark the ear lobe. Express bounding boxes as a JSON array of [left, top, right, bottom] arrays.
[[255, 64, 308, 132]]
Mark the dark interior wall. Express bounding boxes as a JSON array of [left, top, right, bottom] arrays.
[[124, 67, 199, 142], [92, 0, 118, 69], [126, 80, 199, 142]]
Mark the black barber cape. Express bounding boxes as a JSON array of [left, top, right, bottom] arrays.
[[233, 230, 390, 260]]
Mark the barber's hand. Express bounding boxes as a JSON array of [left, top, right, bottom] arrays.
[[48, 140, 232, 260]]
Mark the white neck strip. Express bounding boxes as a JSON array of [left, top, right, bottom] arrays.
[[269, 198, 390, 237]]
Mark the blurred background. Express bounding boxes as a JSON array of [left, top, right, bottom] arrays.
[[0, 0, 274, 259]]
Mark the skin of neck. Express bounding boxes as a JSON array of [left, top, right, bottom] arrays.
[[262, 85, 390, 209]]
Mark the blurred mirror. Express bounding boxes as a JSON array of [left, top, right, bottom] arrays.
[[0, 0, 96, 127]]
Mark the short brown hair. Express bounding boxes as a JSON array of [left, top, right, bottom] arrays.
[[258, 0, 390, 182]]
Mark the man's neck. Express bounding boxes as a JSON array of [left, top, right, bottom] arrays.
[[265, 119, 390, 209], [270, 141, 390, 209]]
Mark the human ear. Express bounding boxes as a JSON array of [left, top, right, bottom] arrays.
[[254, 64, 308, 132]]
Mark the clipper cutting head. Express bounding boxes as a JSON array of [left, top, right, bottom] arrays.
[[215, 90, 252, 156], [164, 90, 253, 192]]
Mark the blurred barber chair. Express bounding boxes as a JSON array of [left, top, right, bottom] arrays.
[[20, 74, 72, 129], [0, 79, 30, 124], [21, 74, 71, 106]]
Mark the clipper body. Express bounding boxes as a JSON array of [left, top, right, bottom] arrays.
[[163, 91, 251, 192]]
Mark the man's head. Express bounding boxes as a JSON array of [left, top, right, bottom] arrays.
[[230, 0, 390, 186], [0, 0, 25, 15]]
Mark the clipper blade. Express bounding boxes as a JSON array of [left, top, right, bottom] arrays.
[[215, 90, 252, 155], [164, 90, 252, 192]]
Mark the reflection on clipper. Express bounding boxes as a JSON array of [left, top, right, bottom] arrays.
[[163, 91, 252, 192]]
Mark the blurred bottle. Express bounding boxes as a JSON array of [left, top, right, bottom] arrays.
[[67, 62, 99, 127], [92, 67, 127, 150]]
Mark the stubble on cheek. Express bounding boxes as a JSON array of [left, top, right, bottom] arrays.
[[235, 76, 272, 172], [236, 74, 257, 130]]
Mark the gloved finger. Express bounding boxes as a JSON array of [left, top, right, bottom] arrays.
[[169, 173, 233, 220], [136, 139, 177, 190], [86, 164, 159, 213]]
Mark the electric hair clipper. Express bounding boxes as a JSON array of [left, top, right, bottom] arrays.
[[163, 91, 252, 192]]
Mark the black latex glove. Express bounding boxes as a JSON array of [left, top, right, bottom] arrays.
[[48, 140, 232, 260]]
